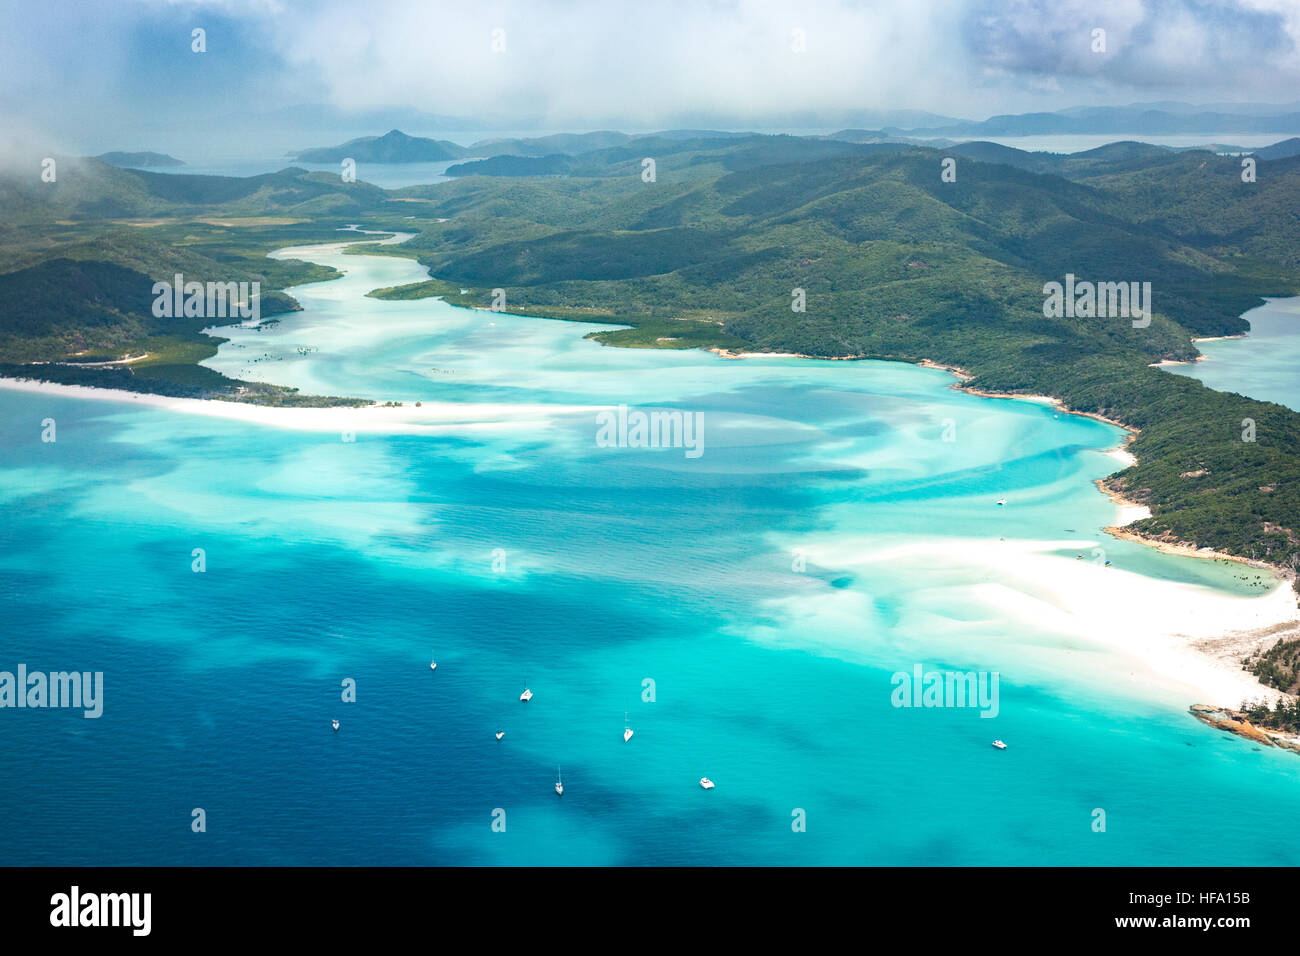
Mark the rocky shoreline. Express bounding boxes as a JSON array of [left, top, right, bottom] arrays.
[[1189, 704, 1300, 754]]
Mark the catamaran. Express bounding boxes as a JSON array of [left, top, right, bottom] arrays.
[[520, 684, 533, 702], [699, 777, 715, 789], [555, 767, 564, 796], [623, 712, 633, 742]]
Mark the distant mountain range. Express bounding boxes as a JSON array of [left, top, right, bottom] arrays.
[[96, 151, 184, 168], [287, 103, 1300, 173], [274, 102, 1300, 147], [293, 128, 766, 166], [315, 127, 1300, 180], [892, 106, 1300, 137]]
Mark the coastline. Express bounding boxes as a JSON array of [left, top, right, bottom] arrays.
[[1190, 704, 1300, 753], [916, 355, 1300, 710], [1149, 333, 1247, 367], [708, 347, 865, 361], [8, 245, 1294, 715], [0, 376, 597, 435]]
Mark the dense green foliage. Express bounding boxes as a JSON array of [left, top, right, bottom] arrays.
[[0, 165, 405, 400], [1243, 691, 1300, 731], [1246, 638, 1300, 696]]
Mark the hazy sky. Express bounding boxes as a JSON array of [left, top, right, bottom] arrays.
[[3, 0, 1299, 150]]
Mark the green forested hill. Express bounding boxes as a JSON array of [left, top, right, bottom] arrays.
[[0, 158, 390, 224], [0, 160, 400, 401], [291, 129, 470, 163]]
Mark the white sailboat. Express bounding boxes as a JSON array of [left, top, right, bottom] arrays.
[[699, 777, 715, 790], [495, 731, 505, 740], [992, 739, 1007, 750], [520, 682, 533, 702], [623, 711, 633, 743], [331, 719, 339, 732], [996, 498, 1007, 507], [555, 767, 564, 796], [429, 658, 437, 671]]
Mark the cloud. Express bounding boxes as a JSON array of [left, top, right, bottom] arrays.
[[261, 0, 974, 124], [1, 0, 1298, 147], [962, 0, 1300, 95]]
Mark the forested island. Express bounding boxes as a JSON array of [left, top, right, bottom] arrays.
[[2, 132, 1299, 584]]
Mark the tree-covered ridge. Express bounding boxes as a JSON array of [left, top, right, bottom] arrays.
[[446, 154, 574, 178], [0, 158, 390, 225], [0, 167, 389, 402], [1247, 637, 1300, 696]]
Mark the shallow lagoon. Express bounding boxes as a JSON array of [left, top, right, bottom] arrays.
[[1, 236, 1297, 865]]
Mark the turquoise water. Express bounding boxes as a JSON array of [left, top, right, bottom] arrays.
[[1164, 296, 1300, 411], [2, 236, 1298, 866]]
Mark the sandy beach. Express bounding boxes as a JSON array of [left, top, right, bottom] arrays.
[[796, 534, 1297, 708], [0, 376, 597, 436]]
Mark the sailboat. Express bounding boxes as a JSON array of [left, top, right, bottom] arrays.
[[331, 719, 339, 732], [992, 739, 1008, 750], [429, 658, 437, 671], [699, 777, 715, 790], [520, 680, 533, 702], [623, 712, 633, 743], [996, 498, 1007, 507], [555, 767, 564, 796], [495, 731, 505, 740]]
